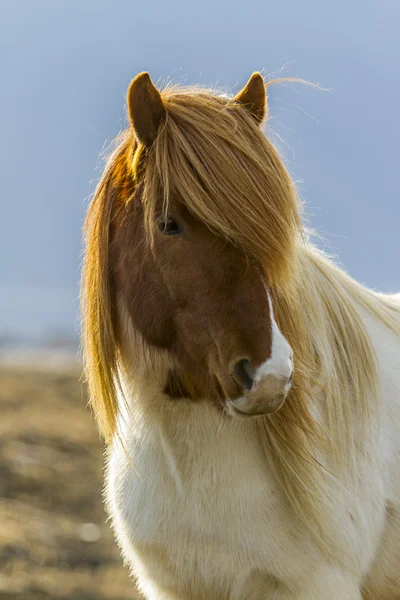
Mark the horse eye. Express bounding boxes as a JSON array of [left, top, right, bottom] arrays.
[[158, 217, 182, 235]]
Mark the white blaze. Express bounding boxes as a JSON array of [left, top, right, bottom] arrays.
[[253, 292, 293, 387]]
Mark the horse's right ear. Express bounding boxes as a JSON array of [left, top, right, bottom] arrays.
[[127, 72, 166, 147]]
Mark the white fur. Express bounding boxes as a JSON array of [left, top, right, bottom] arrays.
[[253, 292, 293, 383], [105, 298, 400, 599]]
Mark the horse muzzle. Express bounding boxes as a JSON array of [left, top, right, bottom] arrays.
[[225, 358, 293, 417]]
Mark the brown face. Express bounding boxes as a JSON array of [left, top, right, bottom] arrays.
[[111, 186, 293, 415], [108, 71, 294, 416]]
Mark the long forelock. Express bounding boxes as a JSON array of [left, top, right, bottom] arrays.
[[140, 87, 302, 285]]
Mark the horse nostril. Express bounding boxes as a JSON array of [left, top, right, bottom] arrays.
[[233, 359, 255, 392]]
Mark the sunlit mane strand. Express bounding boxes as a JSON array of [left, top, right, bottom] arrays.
[[81, 138, 134, 440], [142, 84, 302, 285]]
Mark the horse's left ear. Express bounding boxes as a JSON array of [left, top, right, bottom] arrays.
[[127, 72, 166, 146], [233, 72, 266, 124]]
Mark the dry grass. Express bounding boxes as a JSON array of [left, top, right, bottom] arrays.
[[0, 366, 139, 600]]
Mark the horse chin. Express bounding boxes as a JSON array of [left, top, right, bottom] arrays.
[[224, 394, 286, 418]]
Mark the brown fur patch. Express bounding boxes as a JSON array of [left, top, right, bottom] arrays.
[[109, 177, 273, 402]]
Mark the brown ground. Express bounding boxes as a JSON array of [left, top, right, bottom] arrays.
[[0, 367, 140, 600]]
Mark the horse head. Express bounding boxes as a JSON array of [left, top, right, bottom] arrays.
[[108, 73, 294, 417]]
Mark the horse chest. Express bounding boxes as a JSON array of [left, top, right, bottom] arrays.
[[106, 408, 306, 593]]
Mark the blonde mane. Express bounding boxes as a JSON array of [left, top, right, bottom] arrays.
[[82, 82, 400, 554]]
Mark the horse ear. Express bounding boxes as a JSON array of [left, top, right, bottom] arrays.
[[233, 72, 266, 124], [127, 72, 166, 146]]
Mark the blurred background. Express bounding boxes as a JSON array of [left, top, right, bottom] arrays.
[[1, 0, 399, 598]]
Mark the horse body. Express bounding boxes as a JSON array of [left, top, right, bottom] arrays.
[[82, 72, 400, 598]]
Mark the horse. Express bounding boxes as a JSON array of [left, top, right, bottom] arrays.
[[81, 71, 400, 599]]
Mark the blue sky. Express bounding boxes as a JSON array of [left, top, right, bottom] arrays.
[[1, 0, 399, 337]]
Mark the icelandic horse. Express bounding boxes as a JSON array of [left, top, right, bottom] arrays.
[[82, 71, 400, 599]]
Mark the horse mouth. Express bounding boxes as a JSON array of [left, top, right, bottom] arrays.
[[213, 362, 292, 418], [224, 392, 287, 418], [224, 399, 259, 418]]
